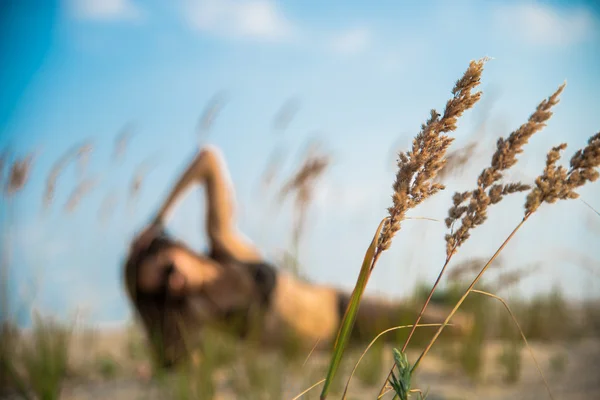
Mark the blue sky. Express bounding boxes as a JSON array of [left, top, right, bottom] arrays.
[[1, 0, 599, 327]]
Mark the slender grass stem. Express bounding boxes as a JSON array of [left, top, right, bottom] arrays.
[[377, 213, 531, 398], [291, 378, 326, 400], [411, 214, 530, 373], [375, 253, 454, 397], [471, 289, 554, 399], [342, 323, 447, 400], [581, 198, 600, 217]]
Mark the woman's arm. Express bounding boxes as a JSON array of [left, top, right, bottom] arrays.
[[153, 152, 202, 226], [145, 146, 262, 263]]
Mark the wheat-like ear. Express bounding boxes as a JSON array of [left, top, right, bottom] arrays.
[[129, 155, 160, 205], [44, 140, 93, 210], [327, 58, 487, 400], [378, 57, 488, 252], [5, 152, 36, 196], [525, 132, 600, 214], [278, 143, 330, 204], [378, 81, 566, 397], [64, 176, 98, 213], [278, 142, 330, 275], [404, 130, 600, 390], [445, 82, 566, 256], [471, 290, 554, 399]]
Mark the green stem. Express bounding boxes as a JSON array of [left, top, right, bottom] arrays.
[[376, 254, 454, 398]]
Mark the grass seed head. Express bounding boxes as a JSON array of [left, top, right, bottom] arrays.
[[5, 153, 35, 196], [445, 83, 566, 256], [525, 132, 600, 214], [64, 177, 98, 213], [379, 58, 488, 251]]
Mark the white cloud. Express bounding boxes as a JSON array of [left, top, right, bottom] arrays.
[[67, 0, 143, 21], [493, 3, 595, 46], [328, 27, 371, 55], [182, 0, 296, 42]]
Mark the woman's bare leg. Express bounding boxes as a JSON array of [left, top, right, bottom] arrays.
[[153, 145, 262, 263]]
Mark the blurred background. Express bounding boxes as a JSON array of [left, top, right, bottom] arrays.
[[1, 0, 599, 328], [2, 1, 600, 399]]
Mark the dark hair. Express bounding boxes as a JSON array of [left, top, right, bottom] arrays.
[[123, 232, 190, 368], [123, 232, 278, 367]]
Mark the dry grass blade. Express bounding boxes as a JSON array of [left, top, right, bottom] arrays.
[[113, 123, 135, 163], [388, 84, 567, 389], [404, 216, 439, 223], [377, 388, 394, 399], [379, 57, 487, 252], [291, 379, 326, 400], [272, 97, 300, 133], [197, 91, 228, 139], [372, 57, 488, 398], [411, 216, 527, 375], [581, 198, 600, 217], [64, 177, 98, 213], [471, 289, 554, 400], [341, 323, 447, 400], [302, 337, 321, 367]]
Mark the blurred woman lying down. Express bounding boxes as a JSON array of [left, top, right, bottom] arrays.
[[123, 145, 472, 368]]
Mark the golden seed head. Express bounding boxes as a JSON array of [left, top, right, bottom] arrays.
[[5, 153, 35, 196], [525, 132, 600, 215], [379, 58, 487, 251], [444, 83, 566, 256]]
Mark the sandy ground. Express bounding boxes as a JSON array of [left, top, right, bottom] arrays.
[[4, 326, 600, 400]]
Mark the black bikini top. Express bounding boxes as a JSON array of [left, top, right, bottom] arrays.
[[137, 232, 277, 308], [208, 247, 277, 308]]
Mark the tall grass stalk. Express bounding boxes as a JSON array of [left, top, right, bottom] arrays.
[[322, 58, 487, 400], [472, 290, 545, 387], [400, 131, 600, 398], [377, 82, 568, 397]]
